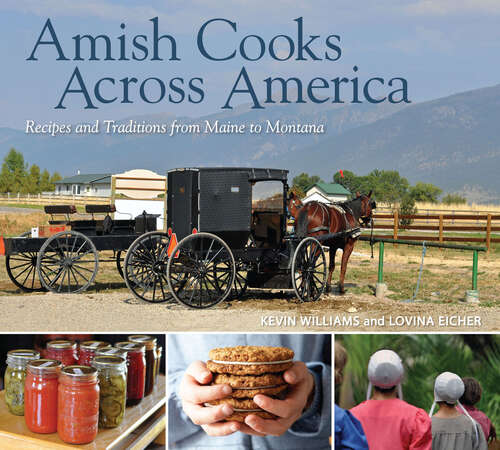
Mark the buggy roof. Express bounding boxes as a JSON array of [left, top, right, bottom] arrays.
[[168, 167, 288, 182]]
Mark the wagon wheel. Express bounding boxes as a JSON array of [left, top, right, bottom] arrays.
[[37, 231, 99, 294], [116, 251, 125, 279], [6, 252, 46, 292], [231, 260, 249, 299], [291, 237, 327, 302], [124, 231, 172, 303], [167, 232, 235, 309]]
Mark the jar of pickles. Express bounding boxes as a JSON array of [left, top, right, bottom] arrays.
[[92, 356, 127, 428], [25, 359, 62, 433], [58, 366, 100, 444], [128, 335, 157, 396], [115, 342, 146, 406], [46, 340, 77, 366], [4, 349, 40, 415], [78, 341, 111, 366]]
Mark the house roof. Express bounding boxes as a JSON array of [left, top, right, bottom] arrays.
[[55, 174, 111, 184], [306, 182, 351, 196]]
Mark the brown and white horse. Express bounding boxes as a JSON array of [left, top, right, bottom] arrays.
[[288, 191, 375, 294]]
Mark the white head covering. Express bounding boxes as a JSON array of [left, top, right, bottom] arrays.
[[429, 372, 479, 443], [366, 349, 404, 400]]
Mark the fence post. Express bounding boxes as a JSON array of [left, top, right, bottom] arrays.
[[472, 250, 478, 291], [17, 192, 20, 203], [393, 210, 398, 243], [439, 214, 444, 245], [378, 241, 384, 283], [486, 214, 491, 253]]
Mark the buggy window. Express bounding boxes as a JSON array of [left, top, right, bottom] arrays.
[[252, 181, 284, 212]]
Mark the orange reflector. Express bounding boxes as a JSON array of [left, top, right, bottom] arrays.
[[167, 233, 179, 258], [0, 237, 5, 256]]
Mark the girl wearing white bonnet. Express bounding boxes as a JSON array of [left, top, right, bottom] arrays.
[[430, 372, 487, 450]]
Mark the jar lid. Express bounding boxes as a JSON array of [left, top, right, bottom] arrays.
[[92, 355, 127, 370], [27, 359, 62, 374], [6, 349, 40, 366], [115, 342, 146, 353], [128, 335, 157, 350], [47, 340, 76, 350], [62, 365, 97, 379], [80, 341, 111, 351], [95, 347, 127, 358]]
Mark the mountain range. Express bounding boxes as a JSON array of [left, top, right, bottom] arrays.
[[1, 83, 499, 202]]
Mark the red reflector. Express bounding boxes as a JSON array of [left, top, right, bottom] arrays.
[[192, 228, 197, 234], [0, 237, 5, 256]]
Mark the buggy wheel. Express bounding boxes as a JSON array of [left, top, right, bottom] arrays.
[[124, 231, 172, 303], [291, 237, 327, 302], [37, 231, 99, 294], [116, 251, 124, 279], [6, 252, 46, 292], [231, 260, 248, 299], [167, 232, 235, 309]]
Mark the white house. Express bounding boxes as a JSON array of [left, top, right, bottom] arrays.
[[54, 173, 111, 197], [303, 182, 351, 204]]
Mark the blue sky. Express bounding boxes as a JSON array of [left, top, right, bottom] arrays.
[[1, 0, 499, 128]]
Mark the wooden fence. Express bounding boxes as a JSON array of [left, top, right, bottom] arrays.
[[368, 210, 500, 251], [0, 193, 109, 206]]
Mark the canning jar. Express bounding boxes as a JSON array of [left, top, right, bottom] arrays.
[[25, 359, 62, 433], [128, 336, 157, 396], [95, 347, 127, 359], [58, 366, 99, 444], [4, 349, 40, 415], [155, 345, 162, 378], [92, 356, 127, 428], [78, 341, 111, 366], [46, 340, 77, 366], [115, 342, 146, 406]]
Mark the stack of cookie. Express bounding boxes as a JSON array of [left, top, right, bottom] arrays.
[[206, 345, 294, 422]]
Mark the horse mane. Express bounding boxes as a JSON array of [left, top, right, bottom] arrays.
[[296, 206, 310, 238]]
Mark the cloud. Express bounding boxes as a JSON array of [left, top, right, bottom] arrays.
[[405, 0, 500, 16]]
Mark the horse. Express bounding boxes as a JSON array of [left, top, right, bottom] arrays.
[[287, 190, 376, 294]]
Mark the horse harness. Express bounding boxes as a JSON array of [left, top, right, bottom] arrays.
[[307, 202, 355, 235]]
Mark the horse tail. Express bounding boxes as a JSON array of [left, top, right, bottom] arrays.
[[296, 207, 309, 238]]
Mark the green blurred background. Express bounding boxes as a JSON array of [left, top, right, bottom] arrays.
[[337, 334, 500, 431]]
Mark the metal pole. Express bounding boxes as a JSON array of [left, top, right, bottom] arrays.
[[472, 250, 478, 291], [378, 241, 384, 283]]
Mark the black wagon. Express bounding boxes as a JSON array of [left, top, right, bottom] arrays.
[[122, 167, 328, 308], [1, 204, 158, 294]]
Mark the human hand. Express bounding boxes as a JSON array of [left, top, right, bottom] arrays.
[[240, 361, 315, 437], [179, 360, 242, 436]]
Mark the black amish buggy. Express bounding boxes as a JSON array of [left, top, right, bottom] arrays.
[[0, 167, 329, 308], [122, 167, 328, 308], [0, 204, 159, 294]]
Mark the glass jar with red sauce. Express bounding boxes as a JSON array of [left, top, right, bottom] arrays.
[[78, 341, 111, 366], [128, 335, 157, 396], [58, 366, 99, 444], [115, 342, 146, 406], [25, 359, 62, 433], [46, 340, 77, 366]]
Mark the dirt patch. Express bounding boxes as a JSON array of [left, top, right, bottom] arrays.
[[0, 289, 497, 333]]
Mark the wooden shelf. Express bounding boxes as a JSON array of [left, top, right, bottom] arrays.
[[0, 375, 165, 449]]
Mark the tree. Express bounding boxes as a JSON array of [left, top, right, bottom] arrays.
[[442, 193, 467, 205], [25, 164, 41, 194], [333, 170, 362, 194], [0, 148, 28, 193], [292, 173, 322, 194], [40, 169, 52, 192], [409, 182, 442, 203], [398, 193, 418, 226]]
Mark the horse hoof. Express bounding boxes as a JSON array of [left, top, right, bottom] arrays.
[[325, 284, 331, 294]]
